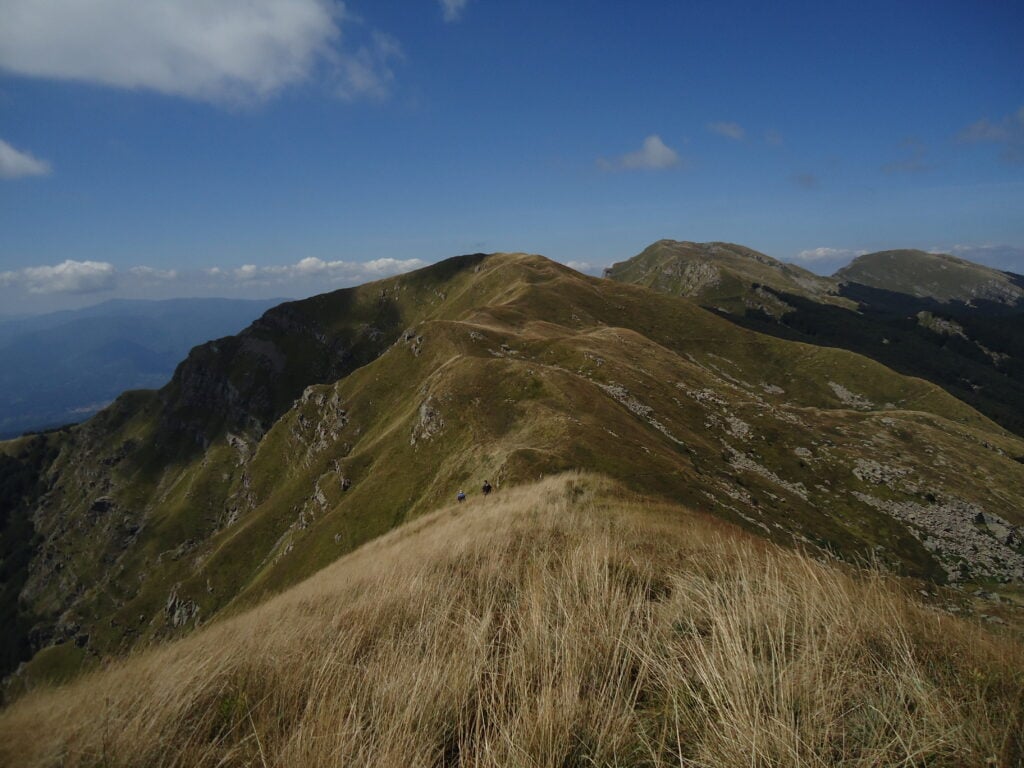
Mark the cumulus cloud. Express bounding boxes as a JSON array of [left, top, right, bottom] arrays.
[[0, 137, 51, 178], [0, 255, 435, 312], [600, 135, 681, 171], [0, 0, 400, 103], [793, 247, 867, 263], [0, 260, 117, 294], [228, 256, 425, 284], [958, 106, 1024, 164], [440, 0, 468, 22], [707, 122, 745, 141]]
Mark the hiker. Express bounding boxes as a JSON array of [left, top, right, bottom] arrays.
[[457, 490, 466, 503], [482, 480, 492, 496]]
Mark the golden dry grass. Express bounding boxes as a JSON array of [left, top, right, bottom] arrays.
[[1, 474, 1022, 767]]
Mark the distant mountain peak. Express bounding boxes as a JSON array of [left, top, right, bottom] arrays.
[[605, 239, 851, 315], [836, 249, 1024, 306]]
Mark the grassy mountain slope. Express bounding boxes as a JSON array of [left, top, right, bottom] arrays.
[[7, 253, 1024, 692], [837, 249, 1024, 306], [2, 475, 1021, 767], [608, 242, 1024, 436], [603, 240, 855, 316]]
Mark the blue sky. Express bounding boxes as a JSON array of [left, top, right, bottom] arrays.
[[1, 0, 1023, 312]]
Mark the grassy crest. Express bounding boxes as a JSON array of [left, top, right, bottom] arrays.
[[1, 475, 1021, 767]]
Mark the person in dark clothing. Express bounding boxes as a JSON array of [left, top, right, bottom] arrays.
[[457, 490, 466, 503], [482, 480, 492, 496]]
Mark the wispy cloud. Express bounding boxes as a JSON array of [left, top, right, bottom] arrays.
[[707, 121, 745, 141], [0, 260, 116, 294], [791, 173, 818, 189], [0, 137, 51, 179], [0, 0, 401, 104], [881, 138, 930, 174], [764, 130, 783, 147], [440, 0, 469, 22], [793, 247, 866, 263], [957, 106, 1024, 164], [599, 135, 681, 171], [335, 31, 403, 101], [129, 266, 179, 283]]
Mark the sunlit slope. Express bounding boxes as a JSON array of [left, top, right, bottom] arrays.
[[604, 239, 854, 315], [609, 241, 1024, 438], [837, 249, 1024, 306], [2, 476, 1022, 768], [14, 254, 1024, 686]]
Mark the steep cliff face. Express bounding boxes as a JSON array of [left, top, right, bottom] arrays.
[[6, 252, 1024, 693]]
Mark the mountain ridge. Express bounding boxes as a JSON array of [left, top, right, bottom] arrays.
[[837, 248, 1024, 306], [606, 240, 1024, 436], [3, 250, 1023, 695]]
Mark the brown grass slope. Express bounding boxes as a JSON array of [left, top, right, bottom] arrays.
[[11, 254, 1024, 690], [1, 475, 1022, 768]]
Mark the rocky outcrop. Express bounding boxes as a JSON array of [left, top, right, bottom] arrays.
[[410, 398, 445, 445]]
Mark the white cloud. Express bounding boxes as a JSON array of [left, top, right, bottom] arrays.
[[0, 256, 438, 312], [0, 137, 51, 178], [0, 260, 117, 294], [793, 247, 866, 263], [129, 266, 179, 282], [600, 135, 680, 171], [708, 121, 745, 141], [227, 256, 425, 284], [440, 0, 468, 22], [0, 0, 400, 103]]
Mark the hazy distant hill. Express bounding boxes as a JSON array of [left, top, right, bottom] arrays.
[[837, 249, 1024, 307], [2, 253, 1021, 695], [0, 298, 282, 438]]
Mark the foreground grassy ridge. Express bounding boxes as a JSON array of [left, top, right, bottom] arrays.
[[2, 475, 1021, 767]]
